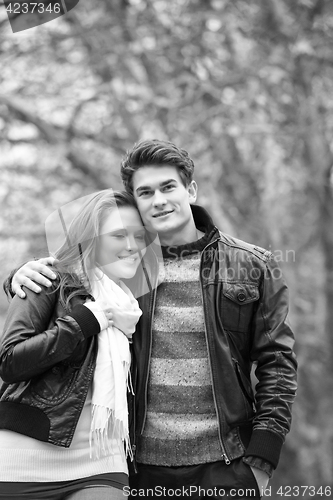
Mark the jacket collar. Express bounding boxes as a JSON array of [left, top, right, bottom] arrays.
[[191, 204, 219, 241], [161, 205, 219, 259]]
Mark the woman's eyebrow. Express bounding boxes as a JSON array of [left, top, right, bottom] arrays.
[[104, 228, 126, 234]]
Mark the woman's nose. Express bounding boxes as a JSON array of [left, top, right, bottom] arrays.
[[125, 235, 138, 251]]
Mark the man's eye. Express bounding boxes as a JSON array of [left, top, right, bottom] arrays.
[[162, 185, 174, 191], [139, 190, 151, 197]]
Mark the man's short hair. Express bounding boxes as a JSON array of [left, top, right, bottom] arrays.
[[120, 139, 195, 194]]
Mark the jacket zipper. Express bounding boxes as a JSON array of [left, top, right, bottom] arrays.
[[199, 240, 231, 465], [140, 277, 157, 434], [66, 342, 96, 446], [130, 356, 138, 473], [131, 444, 138, 473], [138, 235, 231, 464]]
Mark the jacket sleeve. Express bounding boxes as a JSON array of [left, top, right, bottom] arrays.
[[244, 254, 297, 469], [3, 265, 23, 298], [0, 282, 100, 384]]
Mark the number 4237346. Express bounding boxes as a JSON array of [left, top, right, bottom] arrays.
[[5, 3, 62, 14], [276, 485, 331, 497]]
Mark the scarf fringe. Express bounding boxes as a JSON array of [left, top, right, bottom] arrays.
[[89, 405, 132, 461], [90, 360, 134, 460], [127, 369, 134, 396]]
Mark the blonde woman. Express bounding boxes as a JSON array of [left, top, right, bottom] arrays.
[[0, 190, 150, 500]]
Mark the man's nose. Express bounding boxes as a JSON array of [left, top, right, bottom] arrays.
[[152, 190, 167, 207]]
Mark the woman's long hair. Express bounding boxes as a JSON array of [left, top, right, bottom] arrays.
[[53, 190, 138, 309]]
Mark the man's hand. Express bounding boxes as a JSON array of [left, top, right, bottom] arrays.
[[12, 257, 58, 299]]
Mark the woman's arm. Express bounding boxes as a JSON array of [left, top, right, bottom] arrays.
[[0, 282, 101, 384]]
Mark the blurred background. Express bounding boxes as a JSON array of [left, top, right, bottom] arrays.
[[0, 0, 332, 495]]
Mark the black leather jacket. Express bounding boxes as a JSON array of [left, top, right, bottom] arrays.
[[0, 280, 100, 447], [130, 205, 297, 470]]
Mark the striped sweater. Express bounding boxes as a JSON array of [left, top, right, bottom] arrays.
[[137, 234, 224, 466]]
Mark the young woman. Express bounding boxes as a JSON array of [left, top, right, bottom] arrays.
[[0, 190, 149, 500]]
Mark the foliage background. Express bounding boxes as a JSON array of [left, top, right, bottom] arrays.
[[0, 0, 332, 495]]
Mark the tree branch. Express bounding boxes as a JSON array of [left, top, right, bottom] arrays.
[[66, 148, 110, 190], [0, 95, 60, 144]]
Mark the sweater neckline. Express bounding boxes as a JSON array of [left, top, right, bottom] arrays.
[[162, 227, 215, 259]]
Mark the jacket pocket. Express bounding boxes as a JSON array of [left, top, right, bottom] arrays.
[[233, 359, 255, 407], [233, 359, 256, 422], [222, 283, 259, 333], [30, 364, 78, 405]]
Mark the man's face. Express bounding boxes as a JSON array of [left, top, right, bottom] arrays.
[[132, 165, 197, 241]]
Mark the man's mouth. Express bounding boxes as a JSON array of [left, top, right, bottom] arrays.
[[152, 210, 174, 218]]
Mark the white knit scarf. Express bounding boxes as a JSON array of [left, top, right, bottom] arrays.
[[89, 270, 142, 460]]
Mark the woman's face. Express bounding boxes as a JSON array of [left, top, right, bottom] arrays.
[[95, 205, 146, 282]]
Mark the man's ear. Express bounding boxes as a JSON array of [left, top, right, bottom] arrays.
[[187, 180, 198, 204]]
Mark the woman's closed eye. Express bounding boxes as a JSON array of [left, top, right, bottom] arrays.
[[109, 232, 126, 239], [135, 233, 146, 241]]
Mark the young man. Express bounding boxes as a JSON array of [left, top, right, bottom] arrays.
[[10, 140, 297, 499]]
